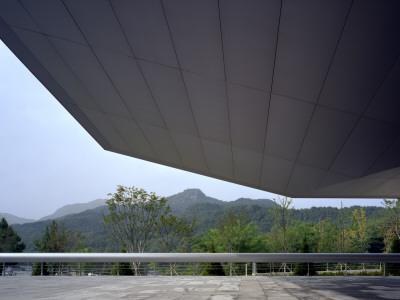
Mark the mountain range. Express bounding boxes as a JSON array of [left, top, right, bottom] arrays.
[[5, 189, 386, 252], [1, 189, 275, 224]]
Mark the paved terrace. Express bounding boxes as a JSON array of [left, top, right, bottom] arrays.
[[1, 276, 400, 299]]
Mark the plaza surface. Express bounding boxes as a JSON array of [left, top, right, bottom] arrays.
[[1, 276, 400, 300]]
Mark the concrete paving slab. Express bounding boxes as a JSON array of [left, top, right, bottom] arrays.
[[0, 276, 399, 299]]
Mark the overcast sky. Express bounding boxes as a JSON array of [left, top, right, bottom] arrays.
[[0, 41, 384, 220]]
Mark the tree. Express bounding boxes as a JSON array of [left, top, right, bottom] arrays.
[[347, 208, 368, 253], [337, 201, 350, 253], [0, 218, 25, 276], [32, 220, 83, 276], [34, 220, 83, 253], [293, 237, 317, 276], [269, 196, 293, 252], [386, 235, 400, 275], [317, 217, 339, 253], [102, 186, 169, 275], [197, 211, 261, 275], [0, 218, 25, 253], [269, 196, 294, 273], [382, 199, 400, 251], [111, 249, 134, 276], [201, 242, 225, 276], [157, 214, 196, 275]]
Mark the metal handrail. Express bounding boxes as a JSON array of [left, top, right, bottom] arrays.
[[1, 253, 400, 263]]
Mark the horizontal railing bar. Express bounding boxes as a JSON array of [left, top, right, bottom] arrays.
[[1, 253, 400, 263]]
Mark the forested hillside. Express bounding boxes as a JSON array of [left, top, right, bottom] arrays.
[[11, 189, 388, 253]]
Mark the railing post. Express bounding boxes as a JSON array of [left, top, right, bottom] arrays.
[[245, 263, 247, 276], [117, 263, 120, 276], [252, 262, 256, 276], [41, 262, 43, 276], [383, 263, 386, 277], [307, 262, 310, 276], [2, 262, 5, 276]]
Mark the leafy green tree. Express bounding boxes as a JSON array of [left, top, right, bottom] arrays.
[[201, 242, 225, 276], [157, 214, 196, 275], [0, 218, 25, 252], [32, 262, 50, 276], [196, 211, 262, 275], [293, 237, 317, 276], [0, 218, 25, 275], [291, 221, 319, 252], [158, 215, 196, 253], [347, 208, 368, 253], [34, 220, 83, 253], [269, 196, 293, 252], [317, 217, 339, 253], [382, 199, 400, 251], [386, 235, 400, 276], [111, 249, 134, 276], [102, 186, 169, 275], [337, 201, 350, 253], [32, 220, 83, 275]]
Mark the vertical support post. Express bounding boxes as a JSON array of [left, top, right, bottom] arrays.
[[383, 263, 386, 277], [117, 263, 120, 276], [229, 262, 232, 276], [154, 263, 156, 276], [252, 262, 256, 276], [245, 263, 247, 276], [41, 262, 43, 276], [344, 263, 347, 276], [2, 262, 5, 276], [307, 262, 310, 276], [269, 262, 272, 276], [326, 263, 329, 272], [79, 263, 81, 276]]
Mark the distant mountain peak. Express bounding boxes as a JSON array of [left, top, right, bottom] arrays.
[[39, 198, 106, 221], [182, 188, 205, 195], [167, 189, 219, 213], [0, 213, 35, 225]]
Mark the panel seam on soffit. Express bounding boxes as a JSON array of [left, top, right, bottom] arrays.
[[12, 23, 400, 128], [217, 0, 235, 179], [356, 53, 400, 178], [108, 0, 179, 162], [315, 4, 400, 190], [159, 0, 210, 172], [10, 0, 113, 150], [284, 0, 354, 194], [259, 0, 283, 187], [60, 0, 160, 159]]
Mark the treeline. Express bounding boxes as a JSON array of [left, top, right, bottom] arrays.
[[5, 188, 398, 256], [2, 186, 400, 276], [10, 198, 390, 253]]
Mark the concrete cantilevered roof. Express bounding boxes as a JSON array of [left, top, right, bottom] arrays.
[[1, 0, 400, 198]]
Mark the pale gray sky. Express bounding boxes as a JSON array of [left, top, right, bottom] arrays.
[[0, 41, 383, 220]]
